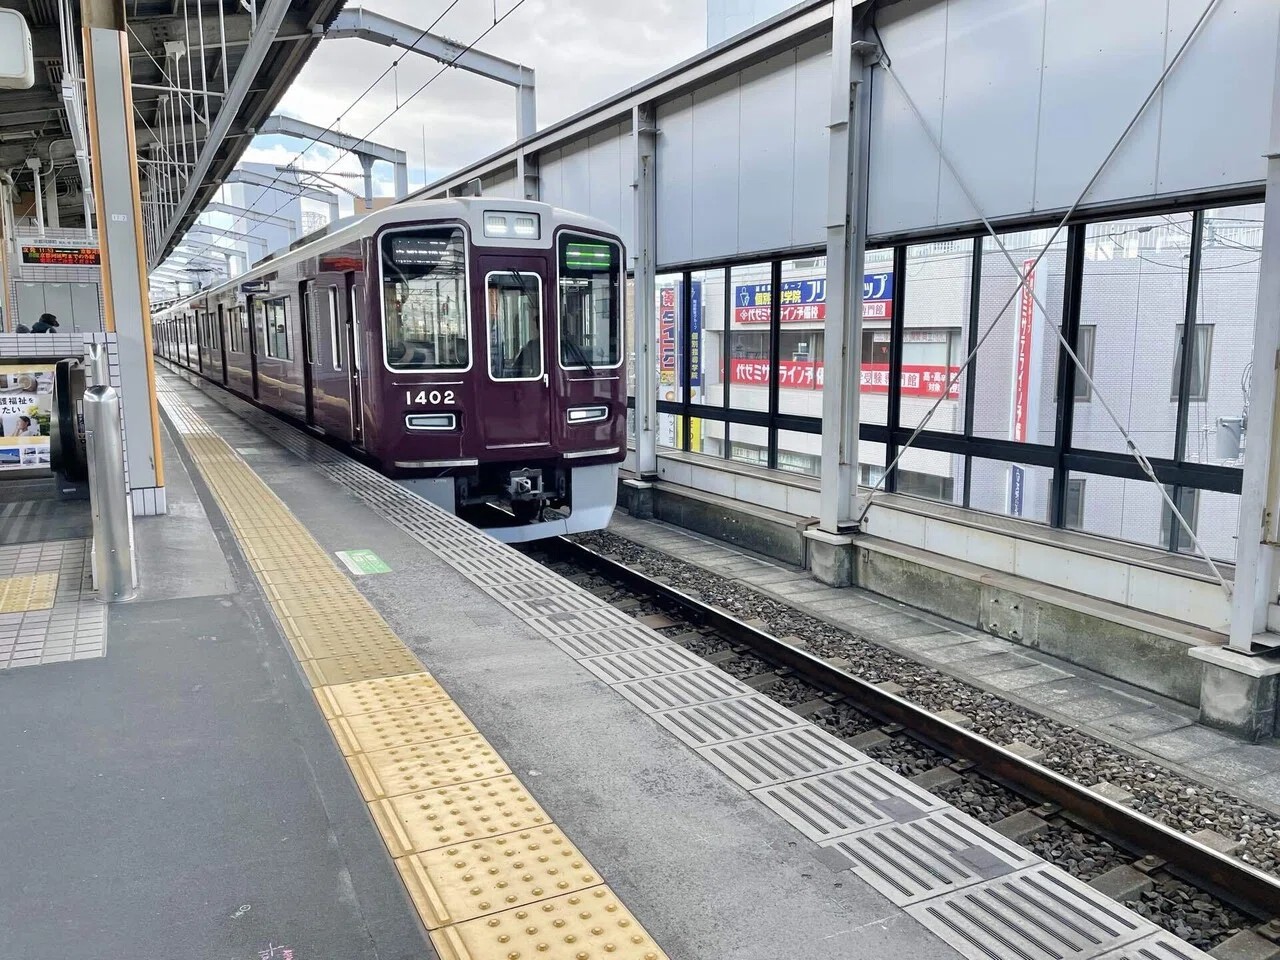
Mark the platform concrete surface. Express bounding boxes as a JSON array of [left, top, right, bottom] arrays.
[[0, 419, 427, 960], [162, 373, 964, 960], [607, 514, 1280, 814]]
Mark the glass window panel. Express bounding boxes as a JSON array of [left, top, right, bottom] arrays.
[[776, 257, 826, 421], [1071, 213, 1192, 459], [898, 240, 972, 433], [971, 229, 1067, 444], [967, 456, 1052, 523], [859, 248, 895, 427], [728, 264, 774, 440], [727, 421, 769, 469], [689, 268, 726, 409], [558, 234, 621, 368], [1183, 202, 1262, 466], [486, 272, 543, 380], [776, 428, 821, 478], [688, 410, 725, 458], [856, 439, 888, 490], [381, 227, 469, 371]]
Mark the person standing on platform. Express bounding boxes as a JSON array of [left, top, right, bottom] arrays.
[[30, 313, 59, 333]]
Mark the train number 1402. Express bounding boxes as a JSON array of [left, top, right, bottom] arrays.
[[406, 389, 456, 405]]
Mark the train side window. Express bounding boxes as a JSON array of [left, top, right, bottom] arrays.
[[263, 297, 292, 361], [487, 271, 543, 381], [379, 227, 468, 371], [558, 234, 622, 370], [328, 286, 342, 370]]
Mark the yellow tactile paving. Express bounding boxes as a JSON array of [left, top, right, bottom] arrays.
[[0, 572, 58, 612], [349, 735, 512, 801], [163, 383, 669, 960], [369, 775, 553, 857], [328, 701, 479, 756], [299, 649, 425, 687], [396, 825, 603, 929], [429, 887, 670, 960], [316, 673, 452, 719]]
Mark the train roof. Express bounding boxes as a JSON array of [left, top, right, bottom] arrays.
[[154, 197, 621, 316]]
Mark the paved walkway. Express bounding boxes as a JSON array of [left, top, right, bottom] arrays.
[[607, 514, 1280, 815]]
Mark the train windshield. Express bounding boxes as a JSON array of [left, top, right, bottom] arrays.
[[380, 227, 469, 370], [558, 234, 621, 369], [487, 271, 543, 380]]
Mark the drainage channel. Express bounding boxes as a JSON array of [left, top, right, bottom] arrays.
[[529, 536, 1280, 956]]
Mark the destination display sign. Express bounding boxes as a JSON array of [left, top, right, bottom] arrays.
[[21, 245, 100, 267]]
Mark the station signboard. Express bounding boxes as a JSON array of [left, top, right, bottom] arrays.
[[20, 245, 100, 267]]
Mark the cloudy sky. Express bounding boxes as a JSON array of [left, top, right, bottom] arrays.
[[243, 0, 707, 206]]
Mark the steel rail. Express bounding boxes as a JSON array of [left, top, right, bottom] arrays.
[[549, 535, 1280, 921]]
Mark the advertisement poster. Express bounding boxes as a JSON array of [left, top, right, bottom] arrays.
[[733, 272, 894, 324], [1007, 258, 1044, 517], [0, 363, 54, 472]]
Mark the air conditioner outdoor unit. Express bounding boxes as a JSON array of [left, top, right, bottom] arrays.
[[0, 10, 35, 91]]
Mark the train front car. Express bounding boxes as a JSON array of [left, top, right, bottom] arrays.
[[370, 199, 626, 541]]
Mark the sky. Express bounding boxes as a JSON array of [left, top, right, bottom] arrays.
[[240, 0, 707, 208]]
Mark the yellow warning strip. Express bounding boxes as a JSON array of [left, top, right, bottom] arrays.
[[0, 572, 58, 613], [169, 406, 669, 960]]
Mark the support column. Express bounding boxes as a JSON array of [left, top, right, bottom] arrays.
[[631, 103, 659, 499], [44, 166, 60, 230], [810, 2, 875, 584], [358, 153, 376, 208], [1229, 14, 1280, 656], [82, 0, 166, 514], [393, 160, 408, 199], [26, 159, 45, 234]]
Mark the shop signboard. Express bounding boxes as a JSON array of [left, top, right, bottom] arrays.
[[732, 272, 893, 324], [1007, 257, 1043, 517], [730, 359, 960, 398], [0, 362, 53, 472]]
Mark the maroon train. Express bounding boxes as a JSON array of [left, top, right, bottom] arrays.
[[154, 198, 627, 540]]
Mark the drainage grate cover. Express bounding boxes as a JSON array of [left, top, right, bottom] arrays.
[[504, 593, 601, 619], [576, 645, 708, 684], [612, 667, 756, 712], [908, 864, 1155, 960], [698, 726, 869, 790], [546, 625, 670, 659], [754, 764, 944, 842], [486, 580, 582, 603], [1094, 933, 1213, 960], [651, 695, 808, 748], [826, 808, 1038, 905]]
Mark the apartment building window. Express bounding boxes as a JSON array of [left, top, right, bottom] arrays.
[[1172, 324, 1213, 401], [1072, 326, 1096, 401]]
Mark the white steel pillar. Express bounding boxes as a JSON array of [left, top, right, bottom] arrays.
[[83, 0, 166, 512], [44, 166, 60, 230], [1228, 16, 1280, 656], [632, 103, 659, 481]]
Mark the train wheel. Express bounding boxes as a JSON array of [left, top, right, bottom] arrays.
[[512, 500, 542, 524]]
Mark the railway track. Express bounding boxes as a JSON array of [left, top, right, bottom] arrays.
[[529, 535, 1280, 954]]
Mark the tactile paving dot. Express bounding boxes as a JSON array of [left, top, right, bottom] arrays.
[[283, 616, 406, 661], [351, 734, 513, 800], [396, 824, 603, 928], [428, 886, 670, 960], [315, 673, 451, 719], [370, 775, 551, 856], [329, 701, 479, 756], [300, 649, 424, 687]]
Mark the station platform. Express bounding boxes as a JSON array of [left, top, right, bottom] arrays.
[[0, 367, 1225, 960]]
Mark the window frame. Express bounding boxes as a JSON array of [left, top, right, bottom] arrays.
[[376, 223, 472, 374], [262, 297, 292, 361], [485, 269, 545, 383], [555, 230, 625, 372], [328, 286, 342, 371]]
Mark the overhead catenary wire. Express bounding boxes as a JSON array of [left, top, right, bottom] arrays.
[[154, 0, 471, 276], [856, 0, 1231, 593]]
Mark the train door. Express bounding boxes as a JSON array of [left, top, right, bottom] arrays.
[[246, 295, 261, 400], [299, 281, 315, 425], [478, 255, 552, 450], [216, 303, 229, 385], [345, 272, 364, 445]]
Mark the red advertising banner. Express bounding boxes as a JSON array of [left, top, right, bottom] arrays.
[[730, 360, 960, 398], [1010, 258, 1036, 443]]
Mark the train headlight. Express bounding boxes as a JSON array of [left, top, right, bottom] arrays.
[[484, 214, 508, 236], [566, 405, 609, 424], [483, 212, 541, 240], [512, 215, 539, 238], [406, 413, 457, 431]]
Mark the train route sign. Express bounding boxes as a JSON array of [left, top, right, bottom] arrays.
[[335, 548, 391, 575], [20, 245, 101, 266]]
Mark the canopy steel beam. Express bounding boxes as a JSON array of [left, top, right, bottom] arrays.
[[223, 167, 336, 203], [327, 7, 535, 142], [203, 200, 297, 237]]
